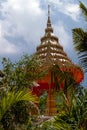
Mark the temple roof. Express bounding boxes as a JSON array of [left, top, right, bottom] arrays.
[[36, 5, 73, 67], [36, 5, 84, 83]]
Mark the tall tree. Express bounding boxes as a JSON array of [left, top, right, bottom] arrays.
[[72, 2, 87, 72], [1, 54, 46, 91], [0, 54, 45, 130]]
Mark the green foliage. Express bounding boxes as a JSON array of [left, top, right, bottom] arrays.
[[72, 28, 87, 53], [0, 89, 38, 130], [42, 70, 86, 130], [54, 90, 69, 113], [0, 54, 45, 130], [38, 91, 47, 114], [72, 2, 87, 72], [52, 64, 63, 91], [51, 64, 76, 92], [80, 1, 87, 21], [54, 88, 87, 130], [40, 87, 87, 130], [1, 54, 46, 91], [1, 101, 39, 130], [40, 121, 58, 130], [72, 2, 87, 127], [0, 89, 38, 121]]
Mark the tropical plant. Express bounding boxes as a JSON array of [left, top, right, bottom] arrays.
[[52, 64, 77, 109], [38, 91, 47, 114], [0, 89, 38, 130], [72, 2, 87, 72], [0, 54, 46, 130], [39, 120, 58, 130], [39, 87, 87, 130], [1, 54, 46, 91], [56, 88, 87, 130]]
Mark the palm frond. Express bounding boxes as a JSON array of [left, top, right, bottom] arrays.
[[72, 28, 87, 53], [72, 28, 87, 72], [0, 89, 38, 121], [80, 1, 87, 21], [54, 113, 72, 130], [52, 65, 64, 91], [79, 56, 87, 70]]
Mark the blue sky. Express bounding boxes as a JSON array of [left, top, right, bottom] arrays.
[[0, 0, 87, 87]]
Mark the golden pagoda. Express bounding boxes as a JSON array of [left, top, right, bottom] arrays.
[[34, 5, 84, 116]]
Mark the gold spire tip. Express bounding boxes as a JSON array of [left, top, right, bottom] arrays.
[[48, 4, 50, 18]]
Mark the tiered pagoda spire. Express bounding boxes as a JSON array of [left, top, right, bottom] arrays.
[[35, 5, 84, 116], [36, 5, 73, 69]]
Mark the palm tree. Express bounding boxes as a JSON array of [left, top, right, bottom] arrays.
[[54, 87, 87, 130], [0, 89, 38, 130], [52, 64, 76, 109], [72, 2, 87, 72], [39, 87, 87, 130]]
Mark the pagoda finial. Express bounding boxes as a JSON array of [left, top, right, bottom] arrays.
[[47, 4, 51, 28], [48, 4, 50, 18]]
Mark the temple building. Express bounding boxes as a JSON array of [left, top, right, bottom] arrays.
[[33, 5, 84, 116]]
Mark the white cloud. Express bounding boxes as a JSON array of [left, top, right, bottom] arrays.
[[0, 0, 46, 55], [1, 43, 18, 54], [53, 21, 78, 64], [54, 21, 70, 49], [0, 22, 17, 54], [64, 3, 80, 21], [47, 0, 80, 21], [0, 38, 18, 54]]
